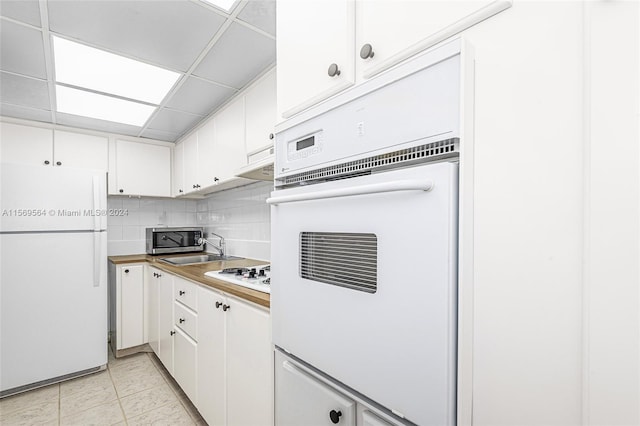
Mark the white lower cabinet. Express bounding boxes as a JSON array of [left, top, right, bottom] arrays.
[[174, 326, 197, 404], [198, 286, 272, 426], [157, 270, 174, 375], [108, 262, 145, 353]]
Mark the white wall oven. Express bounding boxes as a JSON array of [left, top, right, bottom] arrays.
[[269, 39, 463, 426]]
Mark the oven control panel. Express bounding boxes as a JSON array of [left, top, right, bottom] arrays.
[[287, 131, 324, 162]]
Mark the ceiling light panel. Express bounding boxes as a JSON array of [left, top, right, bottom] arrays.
[[55, 85, 156, 127], [53, 36, 180, 104]]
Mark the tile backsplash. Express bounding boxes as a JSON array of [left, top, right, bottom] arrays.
[[107, 181, 272, 261]]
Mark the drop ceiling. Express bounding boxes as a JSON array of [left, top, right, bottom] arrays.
[[0, 0, 276, 142]]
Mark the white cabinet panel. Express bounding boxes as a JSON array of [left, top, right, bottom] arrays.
[[148, 267, 161, 355], [174, 301, 197, 341], [276, 0, 355, 119], [213, 97, 246, 182], [54, 130, 108, 171], [245, 69, 276, 154], [172, 142, 185, 196], [118, 264, 144, 349], [0, 122, 52, 166], [197, 287, 226, 426], [158, 271, 174, 375], [114, 139, 171, 197], [182, 133, 199, 193], [196, 119, 217, 187], [174, 327, 197, 405], [174, 276, 198, 311]]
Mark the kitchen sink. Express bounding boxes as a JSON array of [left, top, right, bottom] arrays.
[[159, 254, 244, 266]]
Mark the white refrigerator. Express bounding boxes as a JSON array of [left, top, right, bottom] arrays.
[[0, 163, 108, 396]]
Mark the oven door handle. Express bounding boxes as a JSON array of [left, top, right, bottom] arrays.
[[266, 179, 433, 205]]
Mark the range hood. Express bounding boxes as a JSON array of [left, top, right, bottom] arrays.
[[235, 145, 274, 181]]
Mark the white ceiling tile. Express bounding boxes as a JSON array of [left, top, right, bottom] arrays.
[[1, 103, 51, 123], [0, 71, 49, 110], [1, 20, 46, 79], [55, 112, 142, 137], [0, 1, 41, 27], [193, 22, 275, 88], [165, 76, 236, 116], [237, 0, 275, 36], [48, 1, 227, 72], [140, 128, 181, 142], [146, 108, 203, 134]]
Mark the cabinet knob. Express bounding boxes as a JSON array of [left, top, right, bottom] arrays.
[[269, 133, 274, 140], [179, 290, 185, 296], [327, 63, 341, 77], [215, 301, 223, 309], [329, 410, 342, 424], [44, 160, 50, 165], [213, 177, 219, 183], [360, 43, 375, 59], [119, 189, 124, 193], [197, 184, 201, 188], [170, 330, 175, 336], [56, 161, 62, 166], [192, 184, 196, 189], [179, 189, 183, 193], [124, 269, 129, 274], [222, 304, 230, 312], [179, 318, 185, 323]]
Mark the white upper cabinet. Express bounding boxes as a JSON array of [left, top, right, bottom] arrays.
[[172, 141, 185, 197], [276, 0, 355, 119], [0, 122, 53, 166], [54, 130, 108, 171], [196, 119, 217, 188], [112, 139, 171, 197], [212, 97, 246, 182], [244, 69, 277, 154], [0, 122, 107, 171], [182, 133, 199, 194]]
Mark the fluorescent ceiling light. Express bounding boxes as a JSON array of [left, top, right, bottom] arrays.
[[201, 0, 237, 12], [53, 36, 180, 105], [56, 85, 156, 127]]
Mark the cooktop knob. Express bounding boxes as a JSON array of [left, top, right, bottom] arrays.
[[248, 270, 256, 278], [258, 269, 266, 277]]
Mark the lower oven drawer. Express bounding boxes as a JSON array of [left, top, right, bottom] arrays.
[[270, 161, 458, 426]]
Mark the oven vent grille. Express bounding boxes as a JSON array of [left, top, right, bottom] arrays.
[[278, 138, 459, 187], [300, 232, 377, 293]]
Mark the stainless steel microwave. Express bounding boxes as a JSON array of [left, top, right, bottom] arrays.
[[146, 227, 204, 255]]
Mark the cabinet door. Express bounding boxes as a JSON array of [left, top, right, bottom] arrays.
[[226, 296, 272, 426], [244, 69, 276, 154], [148, 267, 161, 355], [0, 122, 52, 166], [361, 409, 394, 426], [197, 287, 227, 426], [158, 271, 174, 375], [172, 142, 185, 196], [54, 130, 108, 171], [213, 97, 246, 182], [118, 265, 144, 350], [114, 140, 171, 197], [275, 351, 356, 426], [182, 133, 199, 193], [196, 119, 217, 188], [276, 0, 355, 119], [174, 327, 197, 405], [357, 1, 499, 78]]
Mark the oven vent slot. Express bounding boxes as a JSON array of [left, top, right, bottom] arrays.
[[300, 232, 377, 293], [278, 138, 459, 187]]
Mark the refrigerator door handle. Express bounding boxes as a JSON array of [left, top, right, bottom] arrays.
[[93, 231, 105, 288], [92, 176, 107, 231]]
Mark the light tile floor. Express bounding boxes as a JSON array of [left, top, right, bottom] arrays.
[[0, 348, 206, 425]]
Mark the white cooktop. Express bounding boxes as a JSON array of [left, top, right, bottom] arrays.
[[204, 265, 271, 294]]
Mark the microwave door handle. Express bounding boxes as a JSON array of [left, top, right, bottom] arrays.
[[266, 179, 433, 205]]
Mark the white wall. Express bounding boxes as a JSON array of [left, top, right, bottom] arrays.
[[106, 197, 197, 255], [196, 181, 271, 261]]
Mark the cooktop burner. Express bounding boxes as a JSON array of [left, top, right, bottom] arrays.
[[204, 264, 271, 293]]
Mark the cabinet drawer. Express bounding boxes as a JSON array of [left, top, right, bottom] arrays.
[[175, 301, 198, 341], [174, 277, 198, 311]]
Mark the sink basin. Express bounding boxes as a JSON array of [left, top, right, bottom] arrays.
[[160, 254, 244, 266]]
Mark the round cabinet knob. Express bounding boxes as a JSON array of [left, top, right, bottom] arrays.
[[269, 133, 274, 140], [56, 161, 62, 166], [179, 318, 185, 323], [192, 184, 196, 189], [179, 189, 183, 193], [44, 160, 50, 165], [327, 63, 341, 77], [124, 269, 129, 274], [119, 189, 124, 193], [170, 330, 175, 336], [213, 177, 219, 182], [179, 290, 185, 296], [222, 304, 230, 312], [215, 301, 223, 309], [360, 43, 375, 59], [329, 410, 342, 424]]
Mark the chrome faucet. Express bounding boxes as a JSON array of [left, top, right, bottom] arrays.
[[199, 232, 225, 257]]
